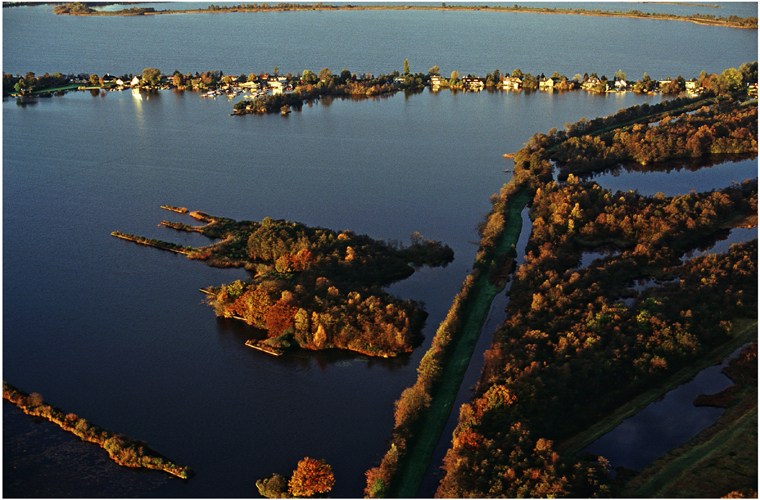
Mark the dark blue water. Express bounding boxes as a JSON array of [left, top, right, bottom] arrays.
[[3, 4, 758, 497]]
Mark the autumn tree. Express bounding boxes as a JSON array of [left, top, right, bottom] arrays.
[[288, 457, 335, 497]]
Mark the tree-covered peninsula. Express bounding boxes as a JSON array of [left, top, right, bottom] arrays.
[[113, 210, 453, 357], [365, 90, 757, 497], [3, 382, 192, 480]]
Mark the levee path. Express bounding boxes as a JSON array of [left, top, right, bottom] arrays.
[[391, 188, 533, 498]]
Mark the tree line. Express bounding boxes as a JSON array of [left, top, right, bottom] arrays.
[[553, 98, 757, 175]]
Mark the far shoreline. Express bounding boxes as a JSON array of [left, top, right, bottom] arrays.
[[48, 3, 758, 30]]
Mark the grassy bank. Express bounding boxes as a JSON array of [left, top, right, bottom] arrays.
[[365, 186, 533, 497]]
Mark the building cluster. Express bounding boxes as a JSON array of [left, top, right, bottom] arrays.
[[429, 73, 711, 94]]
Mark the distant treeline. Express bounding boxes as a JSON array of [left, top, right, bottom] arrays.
[[3, 381, 192, 479]]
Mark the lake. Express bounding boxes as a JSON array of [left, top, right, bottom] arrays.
[[3, 4, 757, 497]]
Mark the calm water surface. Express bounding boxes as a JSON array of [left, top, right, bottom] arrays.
[[3, 4, 758, 497], [3, 3, 757, 78]]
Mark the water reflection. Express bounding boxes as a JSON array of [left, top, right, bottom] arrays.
[[573, 156, 758, 197]]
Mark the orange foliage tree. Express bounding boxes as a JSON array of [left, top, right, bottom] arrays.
[[288, 457, 335, 497], [264, 299, 299, 338]]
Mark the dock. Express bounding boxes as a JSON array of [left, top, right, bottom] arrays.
[[245, 340, 285, 356]]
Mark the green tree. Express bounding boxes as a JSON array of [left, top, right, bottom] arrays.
[[89, 74, 100, 86], [512, 68, 523, 78], [739, 61, 758, 83], [719, 67, 743, 92], [141, 68, 161, 87], [428, 65, 440, 76], [302, 69, 317, 84], [403, 58, 410, 75], [450, 70, 459, 85], [317, 68, 332, 82]]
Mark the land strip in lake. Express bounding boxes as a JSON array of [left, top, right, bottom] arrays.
[[3, 382, 192, 480], [47, 2, 757, 29]]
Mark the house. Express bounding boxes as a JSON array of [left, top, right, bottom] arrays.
[[614, 79, 628, 90], [130, 76, 141, 87], [268, 80, 285, 92], [658, 79, 673, 89], [430, 75, 444, 86], [240, 81, 261, 90], [461, 77, 484, 90], [538, 77, 554, 90], [582, 77, 601, 90], [501, 76, 522, 90], [748, 83, 758, 97]]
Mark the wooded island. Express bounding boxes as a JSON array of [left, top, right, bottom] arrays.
[[113, 211, 453, 357]]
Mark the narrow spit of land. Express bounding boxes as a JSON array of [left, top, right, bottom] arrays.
[[389, 188, 533, 498], [3, 382, 192, 480]]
